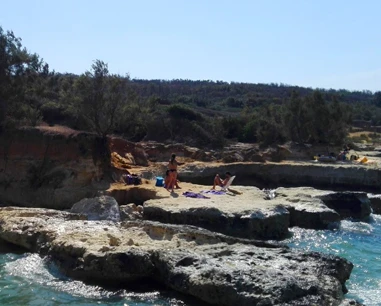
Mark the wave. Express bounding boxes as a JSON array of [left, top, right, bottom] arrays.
[[2, 253, 166, 305]]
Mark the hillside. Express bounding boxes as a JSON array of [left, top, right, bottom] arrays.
[[1, 24, 381, 149]]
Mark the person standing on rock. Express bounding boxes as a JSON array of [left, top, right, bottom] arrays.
[[167, 153, 183, 192]]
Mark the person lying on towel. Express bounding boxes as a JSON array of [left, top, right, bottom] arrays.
[[212, 172, 232, 190]]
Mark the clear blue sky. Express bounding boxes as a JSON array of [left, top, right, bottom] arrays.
[[1, 0, 380, 91]]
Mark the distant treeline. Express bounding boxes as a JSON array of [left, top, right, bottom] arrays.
[[1, 25, 381, 148]]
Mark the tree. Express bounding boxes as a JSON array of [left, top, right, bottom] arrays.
[[0, 26, 47, 130], [374, 91, 381, 107], [75, 60, 129, 137], [326, 96, 350, 144], [285, 91, 310, 143]]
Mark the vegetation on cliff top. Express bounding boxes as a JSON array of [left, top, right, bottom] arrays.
[[1, 25, 381, 148]]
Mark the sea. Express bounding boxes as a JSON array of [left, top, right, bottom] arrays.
[[1, 214, 381, 305]]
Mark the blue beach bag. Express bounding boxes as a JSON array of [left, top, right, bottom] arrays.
[[155, 176, 164, 187]]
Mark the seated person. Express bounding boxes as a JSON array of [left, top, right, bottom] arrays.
[[212, 172, 232, 190]]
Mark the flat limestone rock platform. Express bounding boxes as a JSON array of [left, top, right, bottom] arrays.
[[0, 207, 354, 306], [143, 184, 342, 240]]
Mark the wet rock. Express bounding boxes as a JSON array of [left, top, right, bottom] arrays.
[[368, 194, 381, 214], [70, 195, 120, 222], [317, 192, 372, 220], [0, 207, 354, 306], [339, 299, 365, 305]]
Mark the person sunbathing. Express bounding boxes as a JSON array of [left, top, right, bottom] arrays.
[[212, 172, 232, 190]]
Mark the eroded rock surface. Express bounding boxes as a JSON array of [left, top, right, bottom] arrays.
[[70, 195, 121, 222], [368, 194, 381, 214], [0, 207, 354, 306], [143, 186, 371, 239], [119, 203, 144, 220], [317, 192, 371, 220], [178, 162, 381, 191], [0, 127, 108, 209]]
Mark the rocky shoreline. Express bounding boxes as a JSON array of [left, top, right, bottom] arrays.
[[0, 182, 375, 305], [1, 127, 379, 305], [0, 207, 356, 305]]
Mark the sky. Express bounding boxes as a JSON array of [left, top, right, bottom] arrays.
[[1, 0, 381, 91]]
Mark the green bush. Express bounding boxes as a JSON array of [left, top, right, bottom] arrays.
[[167, 104, 203, 121]]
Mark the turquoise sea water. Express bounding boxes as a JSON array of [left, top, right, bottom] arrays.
[[1, 215, 381, 305]]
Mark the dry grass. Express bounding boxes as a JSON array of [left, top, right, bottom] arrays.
[[36, 125, 82, 137]]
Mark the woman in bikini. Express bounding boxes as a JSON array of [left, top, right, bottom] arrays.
[[167, 153, 183, 192], [212, 172, 232, 190]]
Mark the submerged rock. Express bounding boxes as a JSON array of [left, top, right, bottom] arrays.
[[0, 207, 355, 306], [70, 195, 120, 222]]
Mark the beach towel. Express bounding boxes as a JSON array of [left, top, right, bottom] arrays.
[[182, 192, 210, 199]]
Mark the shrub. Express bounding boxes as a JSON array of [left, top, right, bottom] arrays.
[[167, 104, 203, 121]]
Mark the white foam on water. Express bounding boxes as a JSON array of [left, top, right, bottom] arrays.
[[340, 219, 373, 235], [3, 253, 167, 305], [4, 253, 115, 299]]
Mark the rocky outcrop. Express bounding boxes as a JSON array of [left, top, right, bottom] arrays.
[[368, 194, 381, 214], [317, 192, 372, 220], [70, 195, 121, 222], [144, 186, 291, 240], [109, 137, 149, 166], [140, 142, 216, 162], [119, 203, 143, 220], [0, 127, 110, 209], [275, 187, 341, 229], [143, 186, 372, 239], [178, 162, 381, 191], [0, 207, 355, 306]]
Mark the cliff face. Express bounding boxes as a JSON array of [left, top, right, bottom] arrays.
[[0, 127, 108, 209], [178, 162, 381, 191]]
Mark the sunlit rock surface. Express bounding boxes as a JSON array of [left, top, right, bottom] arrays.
[[0, 207, 354, 306], [143, 185, 371, 239], [119, 203, 144, 221], [70, 195, 121, 222]]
